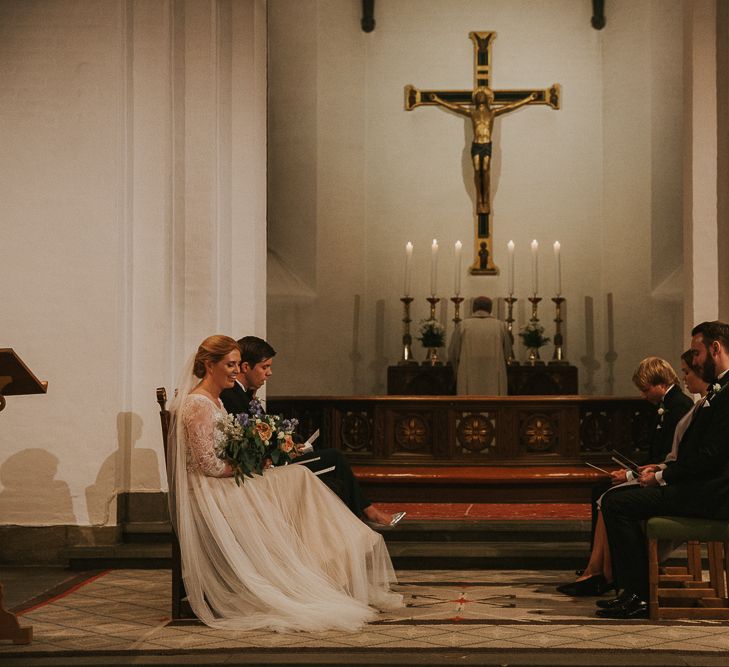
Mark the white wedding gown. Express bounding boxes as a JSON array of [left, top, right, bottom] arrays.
[[171, 394, 402, 631]]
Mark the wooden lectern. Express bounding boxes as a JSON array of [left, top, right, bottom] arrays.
[[0, 348, 47, 645]]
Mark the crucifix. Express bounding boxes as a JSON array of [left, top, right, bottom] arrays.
[[405, 31, 561, 275]]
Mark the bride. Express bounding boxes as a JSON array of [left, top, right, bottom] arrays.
[[167, 335, 402, 631]]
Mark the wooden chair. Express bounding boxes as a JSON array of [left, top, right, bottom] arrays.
[[156, 387, 196, 621], [647, 516, 729, 620]]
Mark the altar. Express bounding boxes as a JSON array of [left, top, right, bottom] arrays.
[[386, 362, 578, 396]]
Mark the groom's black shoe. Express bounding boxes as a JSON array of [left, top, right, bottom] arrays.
[[595, 593, 648, 619], [595, 589, 630, 609]]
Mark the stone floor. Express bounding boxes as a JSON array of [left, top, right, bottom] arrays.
[[3, 568, 729, 666]]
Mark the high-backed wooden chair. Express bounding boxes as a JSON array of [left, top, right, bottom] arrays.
[[157, 387, 196, 621], [647, 516, 729, 620]]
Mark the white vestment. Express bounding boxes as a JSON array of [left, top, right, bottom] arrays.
[[448, 311, 511, 395]]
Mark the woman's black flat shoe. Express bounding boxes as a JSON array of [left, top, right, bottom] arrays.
[[556, 575, 614, 597]]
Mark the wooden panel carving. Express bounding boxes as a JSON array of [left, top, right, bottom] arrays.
[[340, 411, 372, 453], [456, 412, 495, 455], [519, 412, 557, 454], [394, 414, 431, 453], [267, 396, 652, 466]]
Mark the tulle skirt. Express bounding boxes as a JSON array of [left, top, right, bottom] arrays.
[[177, 463, 402, 631]]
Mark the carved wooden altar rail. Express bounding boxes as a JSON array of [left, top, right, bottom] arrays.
[[267, 395, 653, 466], [267, 395, 653, 503]]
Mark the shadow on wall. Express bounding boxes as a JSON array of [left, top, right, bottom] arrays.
[[580, 295, 600, 394], [85, 412, 161, 526], [604, 292, 617, 394], [350, 294, 363, 393], [370, 299, 388, 394], [0, 449, 75, 524]]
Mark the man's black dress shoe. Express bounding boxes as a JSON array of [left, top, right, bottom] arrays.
[[595, 594, 648, 619], [556, 575, 614, 597], [595, 590, 630, 609]]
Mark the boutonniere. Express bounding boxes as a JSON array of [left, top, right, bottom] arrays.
[[712, 383, 722, 393], [657, 406, 666, 416], [656, 404, 666, 428]]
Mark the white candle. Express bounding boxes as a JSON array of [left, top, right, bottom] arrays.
[[553, 241, 562, 296], [530, 239, 539, 296], [507, 240, 515, 296], [430, 239, 439, 296], [454, 240, 462, 296], [404, 241, 413, 296]]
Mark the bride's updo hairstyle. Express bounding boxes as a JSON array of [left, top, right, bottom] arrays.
[[193, 335, 240, 378]]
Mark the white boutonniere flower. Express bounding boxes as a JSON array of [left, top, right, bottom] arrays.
[[657, 407, 665, 416], [713, 383, 722, 393]]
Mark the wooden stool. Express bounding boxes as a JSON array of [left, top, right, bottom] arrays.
[[647, 516, 729, 620]]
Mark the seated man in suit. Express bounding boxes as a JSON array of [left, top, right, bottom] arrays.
[[220, 336, 405, 527], [599, 321, 729, 619]]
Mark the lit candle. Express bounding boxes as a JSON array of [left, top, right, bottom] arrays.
[[454, 240, 462, 296], [553, 241, 562, 296], [430, 239, 439, 296], [507, 240, 515, 296], [404, 241, 413, 296], [530, 239, 539, 296]]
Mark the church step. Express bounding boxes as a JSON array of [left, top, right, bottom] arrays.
[[388, 540, 589, 570], [121, 520, 172, 543], [384, 519, 590, 542], [65, 519, 591, 570], [65, 543, 172, 570]]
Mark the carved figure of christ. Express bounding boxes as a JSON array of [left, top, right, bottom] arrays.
[[404, 31, 560, 275]]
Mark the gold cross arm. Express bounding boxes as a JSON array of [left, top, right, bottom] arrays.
[[405, 84, 560, 111]]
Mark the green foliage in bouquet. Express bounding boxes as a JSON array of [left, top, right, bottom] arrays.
[[518, 322, 550, 348], [417, 319, 446, 348], [215, 399, 299, 485]]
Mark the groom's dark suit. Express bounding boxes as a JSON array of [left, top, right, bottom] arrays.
[[602, 374, 729, 600], [220, 382, 372, 518]]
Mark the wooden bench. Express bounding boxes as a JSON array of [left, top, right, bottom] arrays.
[[352, 465, 607, 503]]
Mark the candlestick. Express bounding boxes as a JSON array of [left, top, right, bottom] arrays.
[[553, 241, 561, 297], [454, 240, 462, 296], [426, 295, 440, 321], [504, 295, 518, 365], [550, 296, 568, 364], [398, 296, 417, 364], [404, 241, 413, 297], [451, 295, 464, 325], [507, 240, 515, 295], [530, 239, 539, 296], [526, 295, 544, 365], [430, 239, 439, 297]]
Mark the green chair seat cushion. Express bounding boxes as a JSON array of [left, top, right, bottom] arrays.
[[647, 516, 729, 542]]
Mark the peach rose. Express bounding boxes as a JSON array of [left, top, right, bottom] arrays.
[[282, 435, 295, 453], [255, 421, 272, 442]]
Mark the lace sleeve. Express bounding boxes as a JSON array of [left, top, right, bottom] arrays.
[[183, 396, 230, 477]]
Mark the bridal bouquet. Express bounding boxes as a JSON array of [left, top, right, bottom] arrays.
[[216, 399, 300, 486]]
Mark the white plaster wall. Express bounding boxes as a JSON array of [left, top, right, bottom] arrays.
[[0, 0, 267, 526], [267, 0, 685, 397]]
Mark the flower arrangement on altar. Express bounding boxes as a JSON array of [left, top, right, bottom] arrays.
[[417, 319, 446, 348], [215, 399, 299, 485], [518, 322, 550, 349]]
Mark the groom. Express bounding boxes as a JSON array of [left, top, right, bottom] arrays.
[[220, 336, 404, 527]]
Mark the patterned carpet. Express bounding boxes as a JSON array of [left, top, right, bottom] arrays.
[[4, 569, 729, 664]]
